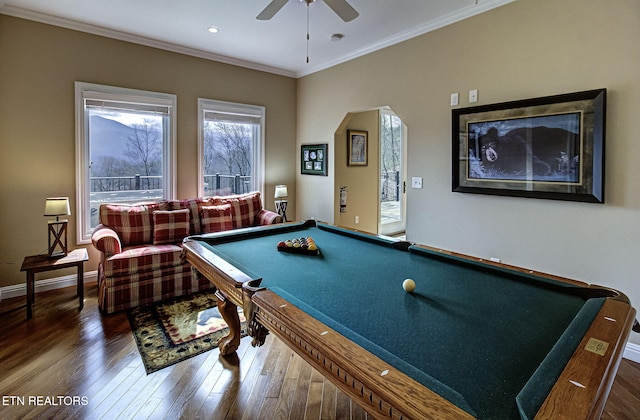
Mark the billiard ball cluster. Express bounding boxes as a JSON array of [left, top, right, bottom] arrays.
[[277, 236, 319, 255]]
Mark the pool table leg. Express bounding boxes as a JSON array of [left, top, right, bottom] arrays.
[[243, 288, 269, 348], [215, 290, 241, 356]]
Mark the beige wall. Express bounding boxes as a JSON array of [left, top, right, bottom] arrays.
[[334, 110, 380, 233], [297, 0, 640, 346], [0, 16, 297, 288]]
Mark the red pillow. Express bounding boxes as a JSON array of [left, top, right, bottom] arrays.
[[169, 197, 214, 234], [153, 209, 190, 244], [100, 203, 162, 246], [213, 192, 262, 229], [201, 204, 233, 233]]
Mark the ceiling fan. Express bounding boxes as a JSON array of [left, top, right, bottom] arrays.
[[257, 0, 359, 23]]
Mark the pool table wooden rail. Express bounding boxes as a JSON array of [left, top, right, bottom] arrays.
[[182, 223, 637, 419], [535, 298, 636, 419]]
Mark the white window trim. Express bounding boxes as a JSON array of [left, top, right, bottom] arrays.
[[74, 82, 177, 244], [197, 98, 265, 199]]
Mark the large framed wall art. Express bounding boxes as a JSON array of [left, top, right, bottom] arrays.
[[452, 89, 606, 203]]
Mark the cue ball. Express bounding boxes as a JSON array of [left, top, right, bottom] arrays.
[[403, 279, 416, 293]]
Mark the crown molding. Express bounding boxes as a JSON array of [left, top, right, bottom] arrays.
[[0, 5, 297, 78], [296, 0, 516, 77], [2, 0, 515, 79]]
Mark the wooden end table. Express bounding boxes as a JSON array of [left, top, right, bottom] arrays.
[[20, 248, 89, 319]]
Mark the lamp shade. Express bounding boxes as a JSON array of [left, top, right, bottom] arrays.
[[274, 185, 288, 199], [44, 197, 71, 217]]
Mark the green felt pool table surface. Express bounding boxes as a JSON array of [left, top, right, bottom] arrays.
[[183, 220, 636, 419]]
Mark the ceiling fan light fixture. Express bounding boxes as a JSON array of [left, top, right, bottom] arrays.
[[256, 0, 359, 63], [258, 0, 358, 22]]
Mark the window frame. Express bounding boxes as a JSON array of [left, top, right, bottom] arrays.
[[197, 98, 265, 198], [74, 82, 177, 244]]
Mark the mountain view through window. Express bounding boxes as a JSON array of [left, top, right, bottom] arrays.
[[88, 110, 166, 228]]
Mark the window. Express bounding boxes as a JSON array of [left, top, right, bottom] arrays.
[[75, 82, 177, 243], [197, 98, 265, 197]]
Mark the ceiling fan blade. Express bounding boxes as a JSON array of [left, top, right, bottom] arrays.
[[257, 0, 289, 20], [324, 0, 359, 22]]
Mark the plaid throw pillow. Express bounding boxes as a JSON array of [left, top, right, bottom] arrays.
[[213, 192, 262, 229], [169, 198, 215, 234], [201, 204, 233, 233], [153, 209, 191, 245], [100, 203, 162, 246]]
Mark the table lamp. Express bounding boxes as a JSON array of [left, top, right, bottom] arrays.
[[274, 185, 288, 222], [44, 197, 71, 258]]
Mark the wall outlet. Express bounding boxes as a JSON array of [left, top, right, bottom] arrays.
[[355, 216, 360, 224], [411, 177, 423, 189]]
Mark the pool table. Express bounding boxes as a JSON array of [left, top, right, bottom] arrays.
[[182, 220, 637, 419]]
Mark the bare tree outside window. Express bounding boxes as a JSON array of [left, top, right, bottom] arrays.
[[203, 121, 254, 195], [198, 99, 264, 198], [76, 82, 176, 242], [87, 112, 166, 225], [126, 120, 162, 177], [204, 122, 252, 177], [381, 113, 402, 202]]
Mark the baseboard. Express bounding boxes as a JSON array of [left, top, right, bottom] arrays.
[[624, 342, 640, 363], [0, 270, 98, 300], [1, 271, 639, 363]]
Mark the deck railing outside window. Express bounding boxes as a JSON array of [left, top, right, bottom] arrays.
[[380, 170, 400, 202], [90, 174, 250, 196]]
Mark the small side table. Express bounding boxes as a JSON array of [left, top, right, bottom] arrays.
[[20, 248, 89, 319]]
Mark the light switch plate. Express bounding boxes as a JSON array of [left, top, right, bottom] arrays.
[[469, 89, 478, 103], [450, 93, 459, 106], [412, 177, 423, 189]]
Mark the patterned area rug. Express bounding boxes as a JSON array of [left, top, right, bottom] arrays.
[[127, 291, 246, 374]]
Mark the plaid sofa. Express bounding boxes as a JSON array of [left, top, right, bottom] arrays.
[[91, 192, 282, 314]]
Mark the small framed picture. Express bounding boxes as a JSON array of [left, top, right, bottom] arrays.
[[301, 144, 328, 176], [347, 130, 368, 166]]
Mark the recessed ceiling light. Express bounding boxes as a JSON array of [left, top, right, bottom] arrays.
[[207, 27, 219, 33]]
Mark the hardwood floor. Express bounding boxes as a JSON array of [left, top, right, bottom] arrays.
[[0, 285, 638, 419]]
